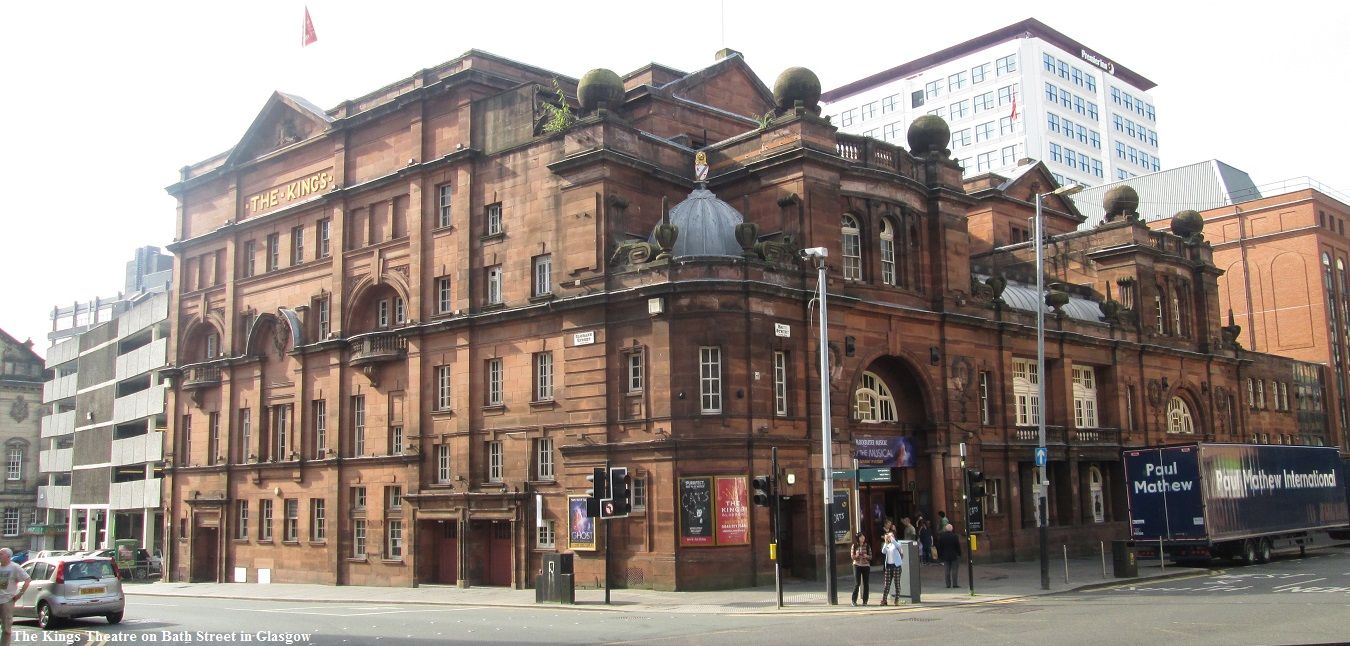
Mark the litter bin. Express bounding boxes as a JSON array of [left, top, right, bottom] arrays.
[[1111, 540, 1138, 578], [535, 553, 576, 604]]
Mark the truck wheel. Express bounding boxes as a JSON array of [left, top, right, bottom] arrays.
[[1243, 540, 1259, 564], [1257, 539, 1272, 564]]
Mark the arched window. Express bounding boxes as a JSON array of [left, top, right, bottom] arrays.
[[841, 215, 862, 281], [879, 218, 897, 286], [1166, 396, 1194, 434], [1088, 466, 1105, 523], [854, 371, 897, 423]]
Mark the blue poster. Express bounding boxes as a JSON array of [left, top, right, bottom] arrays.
[[853, 435, 916, 468]]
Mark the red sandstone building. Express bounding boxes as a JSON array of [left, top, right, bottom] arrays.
[[162, 50, 1325, 591]]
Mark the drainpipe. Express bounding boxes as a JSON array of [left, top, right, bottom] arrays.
[[1235, 206, 1257, 350]]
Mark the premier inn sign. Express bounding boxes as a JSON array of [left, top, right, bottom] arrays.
[[247, 170, 335, 214]]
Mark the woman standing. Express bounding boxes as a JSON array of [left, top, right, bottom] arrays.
[[917, 516, 933, 564], [850, 532, 872, 606]]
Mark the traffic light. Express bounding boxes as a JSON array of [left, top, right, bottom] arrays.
[[751, 475, 773, 507], [967, 469, 986, 499], [605, 467, 632, 518], [585, 467, 607, 517]]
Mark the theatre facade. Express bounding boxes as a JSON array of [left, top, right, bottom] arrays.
[[161, 50, 1329, 590]]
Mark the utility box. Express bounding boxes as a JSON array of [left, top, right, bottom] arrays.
[[898, 541, 922, 603], [1111, 540, 1138, 578], [535, 553, 575, 604]]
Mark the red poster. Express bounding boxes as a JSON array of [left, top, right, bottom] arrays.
[[715, 476, 751, 545]]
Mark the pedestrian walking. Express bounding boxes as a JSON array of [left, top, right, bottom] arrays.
[[0, 547, 32, 646], [850, 532, 872, 606], [879, 531, 904, 605], [900, 516, 917, 542], [936, 510, 951, 533], [936, 523, 962, 588], [917, 516, 933, 564]]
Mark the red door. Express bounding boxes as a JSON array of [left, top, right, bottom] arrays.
[[486, 521, 511, 586], [438, 522, 458, 583]]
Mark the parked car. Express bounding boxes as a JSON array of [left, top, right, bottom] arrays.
[[32, 550, 69, 560], [10, 550, 29, 564], [14, 555, 124, 629]]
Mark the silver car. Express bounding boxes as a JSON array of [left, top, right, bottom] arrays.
[[15, 556, 125, 629]]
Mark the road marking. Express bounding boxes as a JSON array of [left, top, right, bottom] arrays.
[[1273, 578, 1326, 590], [226, 605, 486, 617]]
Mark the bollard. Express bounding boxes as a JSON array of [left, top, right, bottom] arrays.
[[1100, 541, 1106, 578], [1159, 537, 1165, 572], [1063, 545, 1069, 584]]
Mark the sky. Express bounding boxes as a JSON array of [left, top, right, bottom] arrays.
[[2, 0, 1348, 357]]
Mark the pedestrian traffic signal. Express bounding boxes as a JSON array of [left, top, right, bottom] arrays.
[[751, 475, 773, 507], [606, 467, 632, 517], [967, 469, 986, 499], [585, 467, 607, 517]]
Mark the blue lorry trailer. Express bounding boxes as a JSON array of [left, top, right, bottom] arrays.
[[1123, 443, 1348, 563]]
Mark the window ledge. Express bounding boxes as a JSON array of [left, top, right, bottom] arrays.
[[347, 556, 368, 563], [430, 409, 455, 418], [528, 293, 555, 304], [381, 559, 406, 565], [481, 232, 506, 243], [481, 302, 506, 312], [528, 399, 556, 410], [232, 539, 250, 544], [483, 404, 506, 414], [308, 541, 327, 547], [432, 224, 455, 234], [534, 546, 558, 552], [282, 540, 300, 546], [257, 539, 274, 545]]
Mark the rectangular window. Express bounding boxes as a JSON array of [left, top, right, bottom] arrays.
[[309, 499, 325, 542], [395, 297, 406, 325], [976, 151, 996, 172], [537, 519, 556, 549], [774, 351, 789, 416], [1043, 52, 1056, 72], [949, 100, 969, 120], [487, 358, 503, 406], [975, 121, 995, 142], [839, 108, 856, 127], [979, 371, 992, 425], [235, 500, 249, 540], [266, 233, 280, 272], [1012, 358, 1040, 426], [951, 129, 971, 147], [390, 425, 403, 454], [313, 399, 327, 459], [437, 277, 452, 314], [1, 509, 17, 537], [1072, 365, 1099, 428], [924, 79, 942, 99], [486, 203, 503, 236], [972, 63, 990, 84], [532, 254, 552, 297], [238, 408, 251, 462], [947, 71, 966, 91], [437, 444, 451, 483], [283, 499, 298, 542], [487, 266, 503, 305], [386, 485, 403, 510], [386, 520, 404, 560], [436, 365, 452, 410], [259, 499, 273, 541], [1071, 67, 1083, 85], [1045, 82, 1057, 102], [536, 437, 554, 480], [1002, 145, 1018, 166], [290, 225, 304, 265], [207, 412, 220, 465], [700, 346, 722, 414], [242, 240, 256, 278], [377, 300, 389, 328], [973, 92, 994, 113], [999, 116, 1014, 136], [437, 184, 453, 228], [632, 476, 648, 511], [1059, 89, 1071, 109], [881, 94, 898, 113], [627, 352, 643, 393], [317, 297, 331, 338], [273, 404, 290, 461], [488, 441, 503, 482], [910, 90, 925, 109], [352, 395, 366, 456], [353, 519, 367, 557], [859, 101, 876, 121], [996, 54, 1016, 75], [985, 478, 1002, 515], [1049, 143, 1062, 163], [534, 351, 554, 401], [1126, 385, 1136, 430], [352, 486, 367, 511], [318, 218, 331, 257]]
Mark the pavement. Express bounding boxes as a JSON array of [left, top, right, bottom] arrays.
[[124, 552, 1212, 615]]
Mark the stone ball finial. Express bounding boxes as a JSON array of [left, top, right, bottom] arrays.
[[1103, 185, 1140, 219], [772, 67, 821, 111], [907, 115, 951, 155], [577, 69, 625, 111], [1172, 209, 1204, 237]]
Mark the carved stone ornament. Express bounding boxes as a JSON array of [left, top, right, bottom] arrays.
[[734, 222, 759, 257], [9, 395, 28, 423]]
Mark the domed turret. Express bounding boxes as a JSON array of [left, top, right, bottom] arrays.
[[1171, 209, 1204, 238], [772, 67, 821, 112], [649, 189, 745, 258], [1102, 185, 1139, 222], [577, 68, 625, 111], [907, 115, 951, 155]]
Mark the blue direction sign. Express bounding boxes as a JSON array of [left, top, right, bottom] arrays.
[[1034, 447, 1048, 467]]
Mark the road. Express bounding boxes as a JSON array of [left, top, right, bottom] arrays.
[[19, 549, 1350, 646]]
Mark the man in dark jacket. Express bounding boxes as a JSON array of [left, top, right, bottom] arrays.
[[935, 523, 962, 588]]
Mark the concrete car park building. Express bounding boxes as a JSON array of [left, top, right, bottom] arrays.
[[37, 250, 172, 553], [161, 48, 1321, 591], [821, 18, 1160, 189]]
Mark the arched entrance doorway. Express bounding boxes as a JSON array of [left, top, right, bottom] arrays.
[[847, 356, 931, 544]]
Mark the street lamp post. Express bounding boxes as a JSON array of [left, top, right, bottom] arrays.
[[802, 247, 837, 604], [1034, 183, 1082, 591]]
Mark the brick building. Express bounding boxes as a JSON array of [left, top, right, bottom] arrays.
[[161, 50, 1323, 591], [0, 329, 43, 552]]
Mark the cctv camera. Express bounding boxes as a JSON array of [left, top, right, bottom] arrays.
[[800, 247, 828, 259]]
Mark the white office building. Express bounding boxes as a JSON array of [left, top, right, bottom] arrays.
[[821, 18, 1160, 188]]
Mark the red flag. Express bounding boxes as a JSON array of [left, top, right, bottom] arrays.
[[302, 6, 318, 47], [1009, 94, 1018, 121]]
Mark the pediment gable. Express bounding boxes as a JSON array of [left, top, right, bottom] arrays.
[[225, 91, 333, 168], [1001, 162, 1085, 220], [663, 55, 774, 118]]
